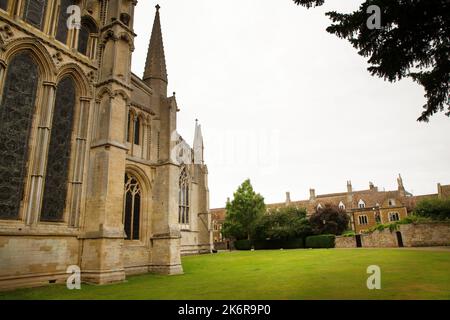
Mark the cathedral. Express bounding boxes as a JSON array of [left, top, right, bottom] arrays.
[[0, 1, 212, 290]]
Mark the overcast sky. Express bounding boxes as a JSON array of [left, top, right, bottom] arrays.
[[132, 0, 450, 208]]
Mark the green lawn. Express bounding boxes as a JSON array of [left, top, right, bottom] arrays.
[[1, 248, 450, 300]]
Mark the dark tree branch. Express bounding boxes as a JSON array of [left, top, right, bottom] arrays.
[[293, 0, 450, 122]]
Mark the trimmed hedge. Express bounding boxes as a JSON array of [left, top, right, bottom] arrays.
[[234, 238, 304, 250], [234, 240, 252, 250], [305, 235, 335, 248]]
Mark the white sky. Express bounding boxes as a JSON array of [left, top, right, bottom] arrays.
[[131, 0, 450, 209]]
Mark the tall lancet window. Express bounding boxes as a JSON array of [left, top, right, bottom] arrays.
[[178, 167, 190, 229], [0, 53, 39, 219], [55, 0, 75, 44], [41, 76, 76, 221], [134, 116, 140, 145], [23, 0, 48, 30], [77, 17, 98, 58], [123, 173, 141, 240]]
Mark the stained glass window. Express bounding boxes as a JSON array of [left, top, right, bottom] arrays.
[[123, 173, 141, 240], [24, 0, 47, 30], [178, 167, 190, 227], [0, 53, 39, 219], [78, 17, 97, 56], [134, 117, 140, 145], [55, 0, 75, 44], [0, 0, 8, 11], [41, 76, 76, 221], [77, 24, 89, 55]]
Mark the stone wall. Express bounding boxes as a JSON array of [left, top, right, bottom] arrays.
[[335, 222, 450, 248], [335, 236, 356, 248], [0, 236, 80, 290], [361, 230, 399, 247], [400, 223, 450, 247]]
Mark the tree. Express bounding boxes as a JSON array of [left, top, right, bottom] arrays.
[[309, 204, 350, 235], [222, 179, 266, 240], [254, 206, 313, 240], [414, 197, 450, 220], [293, 0, 450, 122]]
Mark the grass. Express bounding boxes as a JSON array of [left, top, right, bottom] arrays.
[[1, 248, 450, 300]]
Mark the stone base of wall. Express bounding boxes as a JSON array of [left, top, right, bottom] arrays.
[[181, 243, 212, 256]]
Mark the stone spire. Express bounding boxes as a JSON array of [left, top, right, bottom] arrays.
[[143, 5, 168, 93], [193, 119, 204, 165]]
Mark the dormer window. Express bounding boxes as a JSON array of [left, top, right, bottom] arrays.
[[338, 201, 345, 210], [317, 204, 323, 211], [388, 199, 396, 207], [358, 199, 366, 209]]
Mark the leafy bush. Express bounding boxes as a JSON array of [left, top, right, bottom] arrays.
[[305, 235, 335, 248], [258, 239, 304, 250], [234, 240, 252, 250], [254, 206, 312, 241], [414, 198, 450, 221], [309, 204, 350, 235], [342, 230, 356, 237], [234, 239, 304, 250]]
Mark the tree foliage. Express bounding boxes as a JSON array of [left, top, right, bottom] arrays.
[[309, 203, 350, 235], [414, 197, 450, 220], [293, 0, 450, 122], [222, 179, 266, 240], [254, 206, 313, 240]]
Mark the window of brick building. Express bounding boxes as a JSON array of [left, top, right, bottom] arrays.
[[358, 215, 368, 225], [389, 212, 400, 222]]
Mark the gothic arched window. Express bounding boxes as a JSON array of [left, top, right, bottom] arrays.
[[134, 116, 140, 145], [78, 17, 98, 57], [123, 173, 141, 240], [126, 111, 131, 142], [41, 76, 76, 221], [55, 0, 75, 44], [178, 167, 190, 228], [0, 53, 39, 219], [23, 0, 48, 30], [0, 0, 8, 11]]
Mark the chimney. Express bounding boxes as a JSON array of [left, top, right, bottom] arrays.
[[397, 174, 405, 197], [285, 192, 291, 205], [347, 180, 353, 193], [369, 182, 375, 190], [438, 183, 442, 199], [309, 189, 316, 201]]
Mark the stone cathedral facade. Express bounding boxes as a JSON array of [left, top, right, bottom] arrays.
[[0, 1, 212, 290]]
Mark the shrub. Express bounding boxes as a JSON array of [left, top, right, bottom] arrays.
[[305, 235, 335, 248], [254, 206, 312, 241], [309, 204, 350, 235], [234, 239, 304, 250], [414, 197, 450, 221], [234, 240, 252, 250], [342, 230, 356, 237]]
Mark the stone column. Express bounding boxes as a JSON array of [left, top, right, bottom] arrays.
[[68, 97, 91, 227], [26, 82, 56, 225]]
